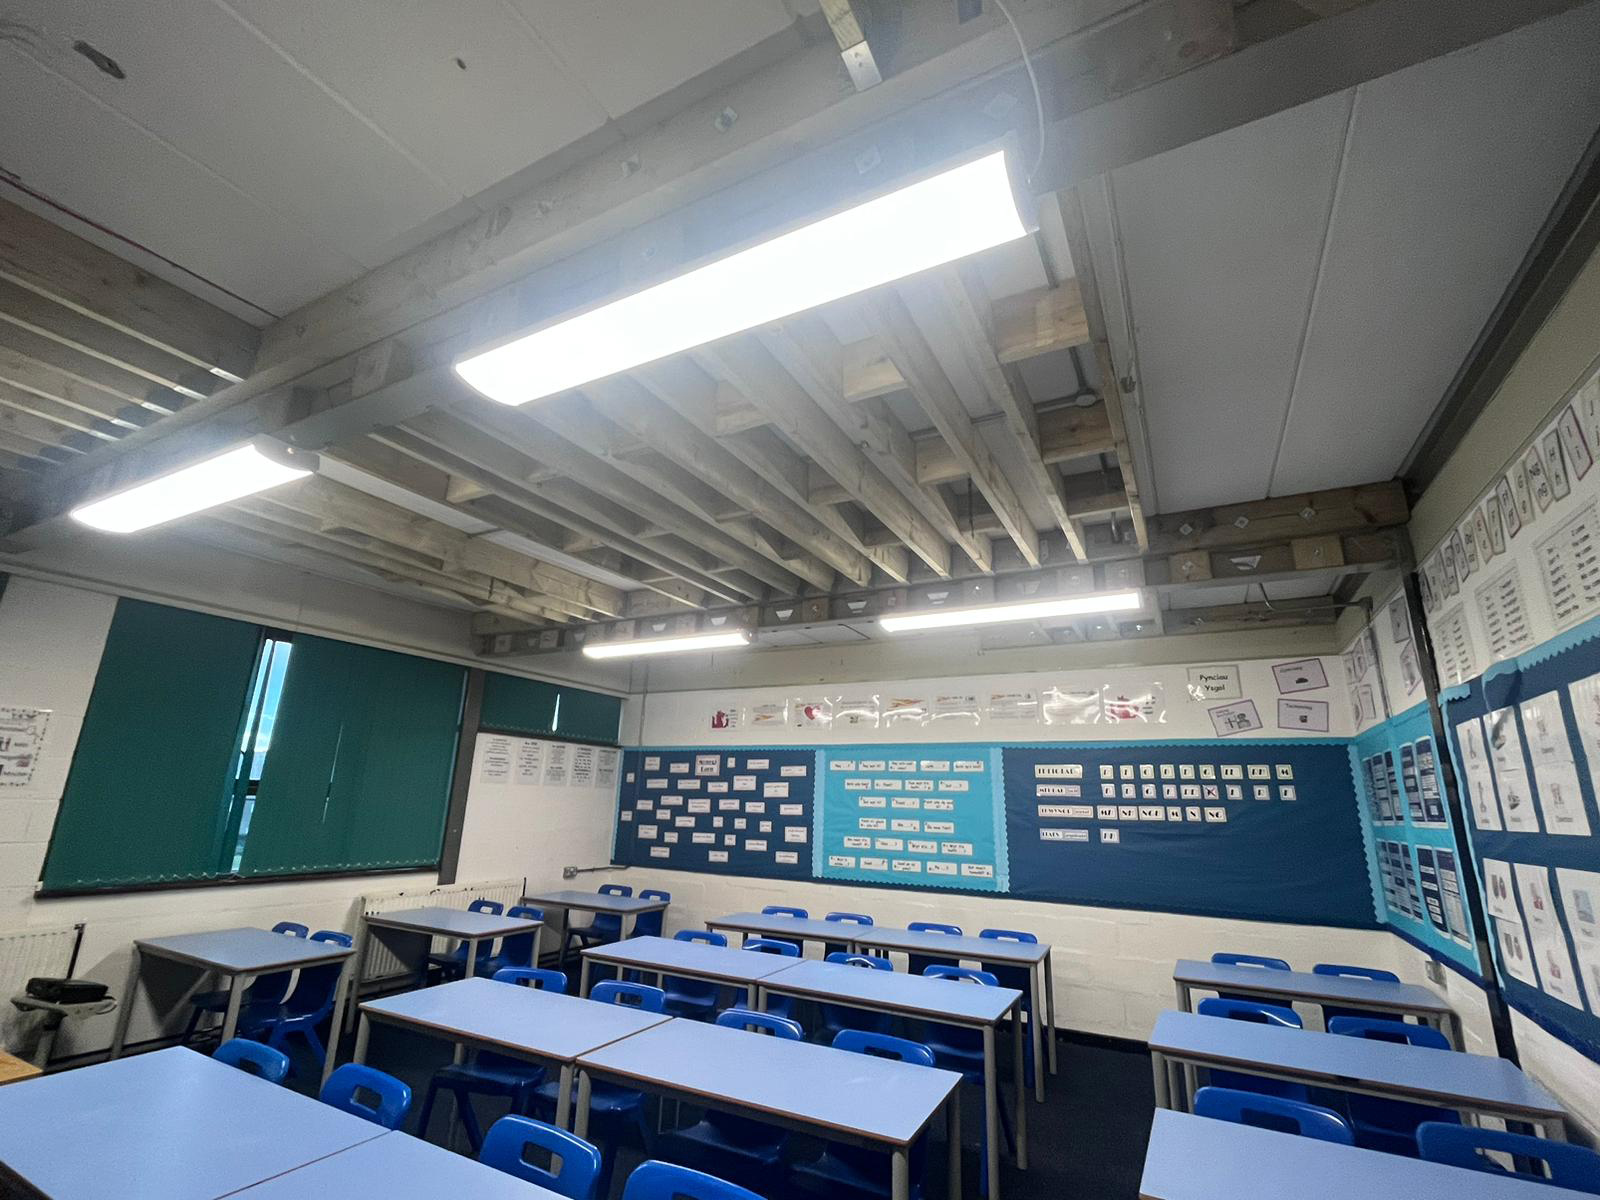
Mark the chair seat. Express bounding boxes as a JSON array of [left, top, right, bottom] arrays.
[[669, 1117, 786, 1164], [533, 1077, 644, 1112], [792, 1148, 921, 1200], [434, 1057, 546, 1093], [663, 990, 719, 1020]]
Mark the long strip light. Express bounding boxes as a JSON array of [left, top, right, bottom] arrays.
[[70, 438, 316, 533], [455, 148, 1030, 407], [582, 629, 753, 660], [879, 590, 1144, 633]]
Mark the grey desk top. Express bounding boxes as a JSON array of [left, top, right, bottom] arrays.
[[763, 958, 1020, 1023], [578, 1017, 960, 1146], [525, 889, 669, 914], [1141, 1109, 1592, 1200], [232, 1130, 564, 1199], [0, 1047, 381, 1200], [582, 935, 804, 984], [1173, 959, 1452, 1014], [704, 911, 849, 942], [135, 927, 351, 973], [361, 976, 670, 1060], [855, 926, 1050, 965], [364, 905, 541, 939], [1149, 1010, 1562, 1118]]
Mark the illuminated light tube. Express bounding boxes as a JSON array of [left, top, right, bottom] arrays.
[[455, 148, 1030, 406], [878, 590, 1144, 633], [70, 438, 317, 533], [582, 629, 753, 659]]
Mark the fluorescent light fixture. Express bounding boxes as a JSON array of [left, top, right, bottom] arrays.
[[583, 629, 752, 660], [70, 438, 316, 533], [456, 148, 1030, 406], [879, 590, 1144, 633]]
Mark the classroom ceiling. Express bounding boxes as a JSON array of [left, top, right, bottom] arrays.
[[0, 0, 1590, 657]]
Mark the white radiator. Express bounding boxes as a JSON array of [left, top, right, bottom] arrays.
[[0, 925, 80, 1053], [355, 878, 523, 984]]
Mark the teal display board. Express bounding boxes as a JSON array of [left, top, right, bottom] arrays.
[[816, 746, 1008, 892], [1352, 704, 1481, 974]]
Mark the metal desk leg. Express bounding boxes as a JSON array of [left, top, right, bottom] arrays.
[[1181, 1063, 1198, 1112], [947, 1089, 962, 1200], [1031, 959, 1046, 1102], [353, 1014, 371, 1064], [1013, 1008, 1028, 1169], [574, 1070, 593, 1140], [555, 1064, 575, 1129], [753, 985, 766, 1014], [983, 1025, 1001, 1200], [580, 957, 592, 997], [345, 919, 371, 1034], [892, 1147, 909, 1200], [220, 973, 248, 1042], [323, 956, 352, 1087], [465, 936, 481, 980], [1544, 1116, 1568, 1143], [1151, 1050, 1170, 1108], [1044, 949, 1058, 1077], [1175, 979, 1191, 1011], [109, 947, 142, 1058]]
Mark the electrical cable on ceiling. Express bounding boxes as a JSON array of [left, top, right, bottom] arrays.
[[989, 0, 1046, 184]]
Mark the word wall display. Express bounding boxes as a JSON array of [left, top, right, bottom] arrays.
[[1002, 741, 1375, 926], [816, 745, 1007, 892], [613, 748, 816, 880]]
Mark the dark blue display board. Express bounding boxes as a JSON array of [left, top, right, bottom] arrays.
[[613, 748, 816, 880], [1441, 614, 1600, 1063], [1002, 741, 1376, 927]]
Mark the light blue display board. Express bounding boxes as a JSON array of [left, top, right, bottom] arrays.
[[815, 745, 1008, 892]]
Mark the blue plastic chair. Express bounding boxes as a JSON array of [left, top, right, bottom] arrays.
[[184, 921, 308, 1039], [1326, 1016, 1458, 1156], [419, 966, 569, 1153], [1211, 951, 1292, 1003], [824, 911, 874, 957], [480, 1115, 604, 1200], [477, 906, 545, 978], [662, 931, 728, 1020], [622, 1160, 766, 1200], [906, 921, 963, 978], [1195, 997, 1309, 1101], [566, 884, 633, 960], [1417, 1123, 1600, 1192], [213, 1037, 290, 1084], [634, 890, 670, 938], [1193, 1086, 1353, 1144], [1313, 963, 1403, 1025], [920, 966, 1013, 1195], [428, 899, 506, 981], [820, 952, 894, 1041], [733, 938, 801, 1019], [791, 1030, 935, 1200], [321, 1063, 412, 1129], [237, 930, 351, 1068], [666, 1009, 806, 1188], [762, 905, 808, 918], [532, 979, 664, 1198]]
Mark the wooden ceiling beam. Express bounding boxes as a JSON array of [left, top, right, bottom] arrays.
[[0, 323, 182, 414], [0, 379, 121, 442], [1146, 481, 1409, 554], [0, 343, 154, 428]]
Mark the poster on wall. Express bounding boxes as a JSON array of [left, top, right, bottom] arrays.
[[1185, 665, 1241, 703], [0, 706, 49, 788], [750, 701, 788, 728], [1519, 691, 1592, 836], [514, 738, 544, 785], [596, 748, 620, 790], [709, 698, 743, 731], [791, 697, 833, 731], [1485, 708, 1541, 833], [571, 744, 596, 788], [1102, 683, 1165, 724], [834, 695, 882, 730], [1555, 868, 1600, 1014], [1209, 700, 1263, 737], [929, 693, 981, 725], [1277, 699, 1329, 733], [987, 689, 1039, 724], [1272, 659, 1328, 694], [478, 734, 513, 783], [1515, 863, 1585, 1010], [882, 695, 929, 728], [1042, 686, 1099, 725], [1455, 717, 1504, 831], [542, 742, 570, 788]]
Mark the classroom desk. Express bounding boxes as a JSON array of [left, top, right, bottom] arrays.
[[1147, 1009, 1566, 1139], [230, 1129, 564, 1199], [575, 1018, 963, 1200], [524, 889, 669, 949], [0, 1046, 383, 1200], [703, 910, 856, 949], [1172, 958, 1461, 1046], [577, 934, 801, 998], [109, 926, 353, 1085], [354, 976, 670, 1128], [346, 905, 542, 1031], [760, 957, 1027, 1191], [1140, 1108, 1595, 1200]]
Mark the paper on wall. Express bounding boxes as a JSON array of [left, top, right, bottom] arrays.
[[1485, 707, 1541, 833], [1455, 717, 1503, 831], [542, 742, 569, 788], [1515, 691, 1591, 836], [987, 689, 1039, 723], [929, 693, 981, 724], [791, 697, 833, 730], [596, 748, 620, 790], [514, 738, 544, 786], [882, 695, 928, 728], [571, 744, 596, 788], [1516, 863, 1584, 1008], [0, 706, 49, 788], [709, 699, 743, 731], [478, 734, 513, 783], [1277, 699, 1329, 732], [1495, 919, 1541, 988], [749, 701, 787, 727], [1543, 427, 1572, 501], [1041, 686, 1099, 725], [1102, 682, 1165, 723], [834, 695, 881, 729], [1272, 658, 1328, 694], [1186, 664, 1241, 702], [1209, 699, 1263, 737], [1555, 868, 1600, 1014]]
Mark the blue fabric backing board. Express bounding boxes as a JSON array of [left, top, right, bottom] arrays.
[[613, 748, 816, 879], [1002, 741, 1377, 926]]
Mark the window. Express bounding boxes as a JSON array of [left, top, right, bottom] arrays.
[[480, 671, 621, 744], [226, 636, 293, 873]]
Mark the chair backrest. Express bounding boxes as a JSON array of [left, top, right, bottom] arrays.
[[311, 929, 353, 947], [592, 979, 667, 1012], [1326, 1016, 1450, 1049], [481, 1115, 603, 1200], [743, 937, 800, 957], [621, 1160, 766, 1200], [508, 904, 544, 922], [825, 911, 874, 926], [1312, 963, 1398, 982], [493, 907, 544, 969], [598, 884, 633, 898], [495, 966, 567, 991], [1417, 1122, 1600, 1191], [320, 1063, 412, 1129], [1211, 952, 1291, 971], [924, 964, 999, 986], [978, 928, 1037, 945], [468, 898, 505, 915], [271, 921, 310, 937], [826, 951, 893, 971], [761, 905, 808, 918], [1193, 1087, 1353, 1144], [634, 889, 670, 936], [640, 889, 671, 903], [675, 930, 727, 947], [832, 1029, 935, 1066], [908, 921, 962, 935], [285, 931, 351, 1016], [213, 1038, 290, 1083], [715, 1007, 804, 1040], [1196, 997, 1302, 1027]]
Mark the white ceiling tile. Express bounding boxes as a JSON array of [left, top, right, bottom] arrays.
[[1110, 91, 1353, 512], [1269, 4, 1600, 496], [513, 0, 796, 118]]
